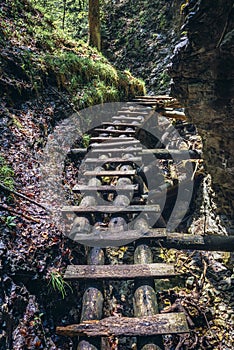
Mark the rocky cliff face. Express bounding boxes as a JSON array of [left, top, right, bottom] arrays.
[[169, 0, 234, 218]]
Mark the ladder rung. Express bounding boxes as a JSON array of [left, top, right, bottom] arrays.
[[64, 263, 176, 280], [84, 157, 141, 164], [72, 184, 138, 193], [56, 313, 189, 337], [62, 205, 160, 214]]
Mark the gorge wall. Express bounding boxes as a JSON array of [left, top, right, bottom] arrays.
[[169, 0, 234, 219]]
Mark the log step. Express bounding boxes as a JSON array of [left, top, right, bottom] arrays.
[[72, 184, 138, 193], [112, 116, 146, 121], [90, 137, 136, 142], [56, 313, 189, 337], [83, 170, 137, 176], [69, 229, 234, 251], [101, 122, 142, 127], [86, 147, 142, 154], [84, 157, 142, 164], [117, 110, 149, 115], [64, 263, 176, 280], [90, 140, 140, 148], [93, 128, 136, 135], [62, 205, 160, 214]]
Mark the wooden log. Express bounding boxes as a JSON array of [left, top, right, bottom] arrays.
[[84, 157, 142, 164], [93, 128, 136, 135], [77, 340, 98, 350], [134, 244, 153, 264], [62, 205, 160, 214], [90, 140, 140, 148], [135, 95, 174, 100], [117, 110, 148, 115], [112, 116, 145, 122], [89, 147, 142, 154], [80, 287, 104, 322], [101, 122, 142, 127], [87, 247, 105, 265], [161, 110, 186, 121], [90, 137, 135, 142], [141, 345, 162, 350], [83, 170, 137, 177], [63, 263, 175, 280], [134, 286, 159, 317], [73, 184, 138, 193], [56, 313, 189, 337]]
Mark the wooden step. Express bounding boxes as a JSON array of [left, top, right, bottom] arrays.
[[90, 140, 140, 148], [117, 110, 149, 115], [88, 147, 142, 154], [93, 128, 136, 135], [64, 263, 176, 280], [90, 137, 136, 142], [101, 122, 142, 127], [69, 229, 234, 252], [112, 116, 145, 122], [135, 95, 174, 100], [62, 205, 160, 214], [56, 313, 189, 337], [84, 157, 142, 164], [73, 184, 138, 193], [83, 170, 136, 176]]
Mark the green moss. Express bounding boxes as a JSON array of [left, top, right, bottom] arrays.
[[0, 156, 15, 190]]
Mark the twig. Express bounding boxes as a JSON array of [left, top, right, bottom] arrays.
[[0, 182, 51, 213], [0, 204, 41, 223]]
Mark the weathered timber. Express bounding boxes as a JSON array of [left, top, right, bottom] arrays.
[[135, 95, 174, 100], [134, 244, 153, 264], [93, 128, 136, 135], [64, 263, 175, 280], [84, 157, 142, 164], [77, 340, 98, 350], [70, 148, 200, 159], [56, 313, 189, 337], [90, 137, 135, 142], [64, 229, 234, 252], [142, 149, 201, 159], [134, 286, 159, 316], [117, 110, 148, 115], [101, 122, 142, 127], [83, 170, 137, 176], [91, 140, 140, 148], [81, 287, 104, 321], [62, 205, 160, 214], [141, 345, 162, 350], [88, 147, 142, 154], [161, 110, 186, 121], [73, 184, 138, 193], [112, 116, 145, 121]]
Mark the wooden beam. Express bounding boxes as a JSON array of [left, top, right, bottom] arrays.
[[83, 170, 137, 176], [62, 205, 160, 214], [84, 157, 142, 164], [88, 147, 142, 154], [56, 313, 189, 337], [64, 263, 175, 280], [93, 128, 136, 135], [101, 122, 142, 127], [117, 110, 148, 115], [73, 184, 138, 193], [112, 116, 145, 121], [91, 140, 139, 148], [90, 137, 135, 142]]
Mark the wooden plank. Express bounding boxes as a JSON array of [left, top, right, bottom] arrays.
[[161, 110, 186, 121], [93, 128, 136, 135], [101, 122, 142, 127], [89, 147, 142, 154], [117, 110, 148, 115], [73, 184, 138, 192], [90, 137, 135, 142], [64, 263, 176, 280], [62, 205, 160, 214], [84, 157, 142, 164], [56, 313, 189, 337], [135, 95, 174, 100], [112, 116, 145, 121], [67, 229, 234, 252], [91, 140, 140, 148], [84, 170, 136, 176]]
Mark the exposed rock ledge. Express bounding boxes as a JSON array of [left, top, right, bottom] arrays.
[[169, 0, 234, 218]]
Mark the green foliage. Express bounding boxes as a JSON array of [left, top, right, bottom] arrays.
[[82, 133, 91, 147], [48, 270, 72, 299], [5, 216, 17, 229], [0, 156, 15, 190]]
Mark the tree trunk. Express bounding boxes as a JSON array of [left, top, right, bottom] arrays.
[[88, 0, 101, 51]]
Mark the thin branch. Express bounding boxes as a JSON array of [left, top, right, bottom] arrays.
[[0, 182, 51, 213]]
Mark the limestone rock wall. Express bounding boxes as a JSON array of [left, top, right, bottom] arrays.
[[169, 0, 234, 218]]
